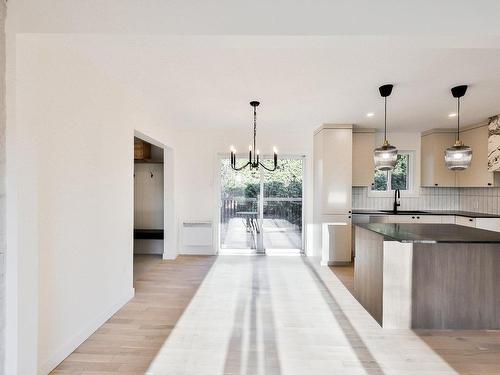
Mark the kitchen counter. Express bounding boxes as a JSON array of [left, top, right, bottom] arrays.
[[352, 209, 500, 218], [357, 223, 500, 243], [354, 224, 500, 330]]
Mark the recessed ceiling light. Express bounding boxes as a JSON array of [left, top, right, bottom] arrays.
[[448, 113, 457, 118], [366, 112, 375, 117]]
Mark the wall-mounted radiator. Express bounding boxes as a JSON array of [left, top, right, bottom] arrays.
[[181, 221, 213, 254]]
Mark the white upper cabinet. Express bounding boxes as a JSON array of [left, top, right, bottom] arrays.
[[314, 124, 353, 215], [352, 130, 375, 187], [420, 130, 456, 187], [457, 124, 500, 187]]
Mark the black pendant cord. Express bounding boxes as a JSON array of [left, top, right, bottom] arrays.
[[457, 97, 461, 142], [384, 96, 387, 142], [253, 105, 257, 164]]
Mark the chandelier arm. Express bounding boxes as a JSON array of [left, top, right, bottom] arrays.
[[231, 161, 251, 171], [259, 161, 277, 172]]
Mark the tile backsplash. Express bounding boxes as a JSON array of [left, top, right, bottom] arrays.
[[353, 187, 500, 214]]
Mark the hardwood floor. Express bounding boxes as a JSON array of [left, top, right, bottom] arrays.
[[52, 255, 500, 374], [51, 255, 216, 374]]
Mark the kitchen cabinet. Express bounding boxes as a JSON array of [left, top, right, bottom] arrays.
[[475, 218, 500, 232], [381, 215, 451, 224], [314, 125, 352, 215], [457, 124, 500, 187], [455, 216, 476, 227], [421, 130, 457, 187], [352, 129, 375, 187], [314, 124, 353, 265]]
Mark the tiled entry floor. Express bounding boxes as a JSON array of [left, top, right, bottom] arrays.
[[52, 255, 500, 374]]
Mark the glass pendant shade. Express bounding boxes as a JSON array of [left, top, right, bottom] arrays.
[[374, 140, 398, 171], [444, 140, 472, 170], [373, 84, 397, 171], [444, 85, 472, 170]]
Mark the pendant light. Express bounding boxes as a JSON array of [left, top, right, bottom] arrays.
[[229, 101, 278, 171], [373, 84, 398, 171], [444, 85, 472, 170]]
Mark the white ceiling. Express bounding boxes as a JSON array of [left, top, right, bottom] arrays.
[[9, 0, 500, 36], [58, 36, 500, 132], [10, 1, 500, 132]]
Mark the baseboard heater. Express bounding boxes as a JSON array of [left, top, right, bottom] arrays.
[[181, 221, 213, 254]]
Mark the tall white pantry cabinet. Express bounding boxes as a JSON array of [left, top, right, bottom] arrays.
[[314, 124, 353, 265]]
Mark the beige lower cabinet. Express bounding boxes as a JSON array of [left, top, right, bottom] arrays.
[[421, 130, 457, 187], [382, 215, 448, 224], [475, 218, 500, 232], [455, 216, 476, 227]]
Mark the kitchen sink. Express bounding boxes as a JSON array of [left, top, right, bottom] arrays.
[[379, 210, 430, 214]]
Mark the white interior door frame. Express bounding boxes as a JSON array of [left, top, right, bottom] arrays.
[[134, 130, 176, 260]]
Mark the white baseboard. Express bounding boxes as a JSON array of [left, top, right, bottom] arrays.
[[39, 288, 135, 375]]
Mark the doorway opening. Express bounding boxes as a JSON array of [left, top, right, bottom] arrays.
[[133, 137, 164, 280], [219, 156, 304, 255]]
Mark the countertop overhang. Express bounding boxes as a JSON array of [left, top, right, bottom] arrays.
[[352, 209, 500, 218], [357, 223, 500, 243]]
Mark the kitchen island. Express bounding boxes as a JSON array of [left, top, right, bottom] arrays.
[[354, 223, 500, 329]]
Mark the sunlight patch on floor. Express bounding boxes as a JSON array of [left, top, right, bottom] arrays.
[[145, 256, 458, 375]]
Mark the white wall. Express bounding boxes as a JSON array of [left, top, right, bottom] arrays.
[[6, 35, 178, 374], [134, 163, 164, 230], [170, 128, 314, 255], [6, 34, 315, 373]]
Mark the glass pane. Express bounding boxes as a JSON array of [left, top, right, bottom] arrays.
[[372, 170, 388, 191], [391, 154, 409, 190], [220, 159, 260, 250], [262, 159, 303, 251]]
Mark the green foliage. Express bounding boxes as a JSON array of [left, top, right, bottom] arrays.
[[221, 158, 303, 198], [373, 170, 388, 191], [391, 154, 408, 190], [372, 154, 409, 191]]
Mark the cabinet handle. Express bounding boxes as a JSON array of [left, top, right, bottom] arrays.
[[469, 218, 473, 222], [412, 216, 415, 219], [348, 216, 351, 219], [434, 183, 438, 186], [417, 216, 420, 219], [488, 183, 492, 186]]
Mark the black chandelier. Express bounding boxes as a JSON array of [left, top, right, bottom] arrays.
[[230, 101, 278, 171]]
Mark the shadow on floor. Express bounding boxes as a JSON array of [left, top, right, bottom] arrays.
[[51, 255, 217, 374], [223, 256, 282, 375], [302, 257, 385, 375], [328, 259, 500, 375]]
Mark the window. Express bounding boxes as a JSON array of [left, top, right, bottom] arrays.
[[372, 153, 410, 192]]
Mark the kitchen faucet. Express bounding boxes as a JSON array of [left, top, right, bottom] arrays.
[[393, 189, 401, 214]]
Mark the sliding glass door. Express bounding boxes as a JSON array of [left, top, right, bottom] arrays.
[[219, 156, 304, 254]]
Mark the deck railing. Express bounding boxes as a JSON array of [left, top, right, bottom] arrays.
[[220, 197, 302, 229]]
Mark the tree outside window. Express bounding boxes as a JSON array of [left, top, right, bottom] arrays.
[[372, 154, 409, 191]]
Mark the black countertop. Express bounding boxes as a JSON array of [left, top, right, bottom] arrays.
[[352, 209, 500, 218], [357, 223, 500, 243]]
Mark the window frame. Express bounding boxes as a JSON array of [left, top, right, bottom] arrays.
[[368, 150, 417, 197]]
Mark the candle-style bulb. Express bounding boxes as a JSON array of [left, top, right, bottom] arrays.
[[249, 145, 252, 151], [256, 149, 260, 155], [273, 146, 277, 154]]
